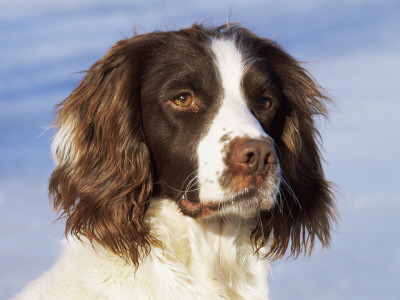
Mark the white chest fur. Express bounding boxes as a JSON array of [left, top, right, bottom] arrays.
[[13, 199, 270, 300]]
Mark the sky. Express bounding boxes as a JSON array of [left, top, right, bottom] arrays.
[[1, 0, 400, 299]]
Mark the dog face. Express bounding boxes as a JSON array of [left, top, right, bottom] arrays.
[[50, 24, 335, 266], [140, 34, 284, 219]]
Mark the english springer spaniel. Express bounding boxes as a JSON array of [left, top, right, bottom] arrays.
[[14, 24, 335, 300]]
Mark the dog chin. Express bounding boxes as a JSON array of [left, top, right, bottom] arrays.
[[178, 187, 277, 219], [212, 192, 276, 219]]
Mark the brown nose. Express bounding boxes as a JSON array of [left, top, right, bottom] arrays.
[[232, 139, 277, 174]]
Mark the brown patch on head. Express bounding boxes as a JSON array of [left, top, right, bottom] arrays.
[[139, 25, 223, 206]]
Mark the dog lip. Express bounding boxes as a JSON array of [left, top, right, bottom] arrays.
[[179, 187, 259, 215], [217, 188, 259, 207]]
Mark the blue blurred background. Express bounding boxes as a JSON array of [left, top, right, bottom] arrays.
[[1, 0, 399, 299]]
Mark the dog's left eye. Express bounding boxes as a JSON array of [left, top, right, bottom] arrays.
[[172, 94, 194, 107]]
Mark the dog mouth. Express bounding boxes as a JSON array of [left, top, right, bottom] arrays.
[[177, 159, 281, 219], [178, 186, 276, 219]]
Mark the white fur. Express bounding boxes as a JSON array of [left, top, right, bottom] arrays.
[[197, 39, 274, 204], [12, 199, 270, 300], [51, 117, 78, 166]]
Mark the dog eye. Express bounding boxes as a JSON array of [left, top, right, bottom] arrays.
[[259, 98, 273, 111], [172, 94, 194, 107]]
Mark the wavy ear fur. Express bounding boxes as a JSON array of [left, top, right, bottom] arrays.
[[49, 34, 161, 267], [50, 25, 334, 265], [251, 39, 336, 259]]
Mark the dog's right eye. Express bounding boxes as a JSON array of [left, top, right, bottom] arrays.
[[172, 94, 194, 107], [259, 97, 273, 111]]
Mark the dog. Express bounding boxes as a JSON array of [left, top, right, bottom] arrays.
[[13, 23, 335, 300]]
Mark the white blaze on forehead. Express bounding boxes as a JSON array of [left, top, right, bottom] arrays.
[[196, 38, 268, 202]]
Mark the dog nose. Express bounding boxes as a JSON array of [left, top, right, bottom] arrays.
[[232, 139, 277, 174]]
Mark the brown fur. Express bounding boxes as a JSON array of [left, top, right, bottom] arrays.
[[247, 32, 336, 259], [49, 23, 335, 268], [49, 35, 162, 267]]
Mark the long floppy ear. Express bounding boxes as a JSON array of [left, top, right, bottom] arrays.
[[49, 34, 160, 267], [252, 39, 336, 259]]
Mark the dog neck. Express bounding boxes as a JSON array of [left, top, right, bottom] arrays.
[[145, 198, 270, 298]]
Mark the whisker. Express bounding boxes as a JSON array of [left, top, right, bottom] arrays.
[[179, 170, 198, 191], [161, 181, 187, 193], [280, 172, 302, 209], [183, 176, 200, 199], [186, 176, 199, 191], [158, 171, 200, 198]]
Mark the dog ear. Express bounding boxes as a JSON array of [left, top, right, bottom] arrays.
[[251, 39, 336, 259], [49, 34, 161, 267]]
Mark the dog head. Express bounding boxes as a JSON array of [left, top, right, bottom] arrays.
[[50, 24, 335, 266]]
